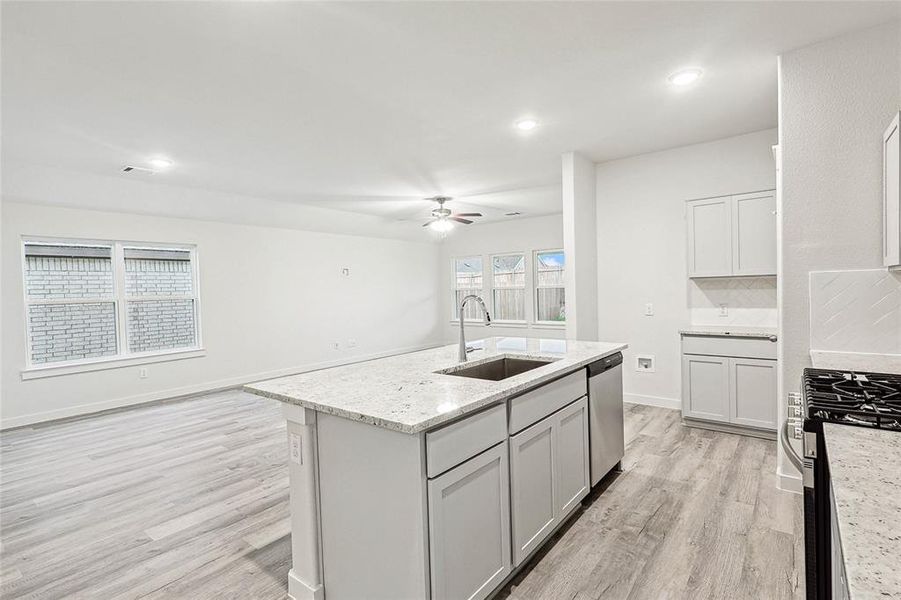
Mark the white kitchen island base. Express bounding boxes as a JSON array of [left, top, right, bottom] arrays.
[[248, 338, 627, 600]]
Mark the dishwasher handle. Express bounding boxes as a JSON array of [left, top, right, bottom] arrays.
[[587, 352, 623, 377]]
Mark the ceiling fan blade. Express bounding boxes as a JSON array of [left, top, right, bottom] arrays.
[[452, 213, 483, 217], [422, 219, 437, 227], [450, 217, 473, 225]]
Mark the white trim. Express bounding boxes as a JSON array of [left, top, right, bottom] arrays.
[[21, 235, 202, 372], [533, 248, 566, 325], [2, 342, 442, 430], [530, 322, 566, 330], [777, 468, 803, 494], [623, 393, 681, 410], [489, 251, 527, 322], [21, 347, 206, 380]]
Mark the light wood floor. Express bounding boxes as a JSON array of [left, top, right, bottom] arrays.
[[0, 391, 803, 599]]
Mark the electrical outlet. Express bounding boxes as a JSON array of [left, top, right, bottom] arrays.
[[718, 304, 729, 317], [139, 367, 148, 379], [644, 303, 654, 316], [341, 267, 350, 277]]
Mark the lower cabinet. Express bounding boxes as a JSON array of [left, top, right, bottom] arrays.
[[681, 349, 777, 431], [730, 357, 778, 429], [509, 397, 589, 566], [427, 442, 511, 600], [681, 355, 731, 423], [509, 414, 556, 566]]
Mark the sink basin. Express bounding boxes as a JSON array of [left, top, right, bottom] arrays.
[[440, 357, 555, 381]]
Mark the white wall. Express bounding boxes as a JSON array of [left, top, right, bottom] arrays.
[[562, 152, 599, 341], [2, 201, 443, 427], [438, 215, 565, 342], [778, 21, 901, 485], [596, 129, 777, 408]]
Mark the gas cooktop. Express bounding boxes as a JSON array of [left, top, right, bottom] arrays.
[[803, 368, 901, 430]]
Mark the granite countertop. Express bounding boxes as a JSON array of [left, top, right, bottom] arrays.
[[823, 423, 901, 599], [244, 337, 627, 434], [679, 326, 778, 340], [810, 350, 901, 375]]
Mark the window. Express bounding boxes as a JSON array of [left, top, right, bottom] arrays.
[[23, 239, 201, 372], [491, 253, 525, 321], [124, 247, 198, 353], [452, 256, 483, 320], [535, 249, 565, 323]]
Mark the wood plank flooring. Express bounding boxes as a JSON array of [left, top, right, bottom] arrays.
[[0, 391, 803, 599]]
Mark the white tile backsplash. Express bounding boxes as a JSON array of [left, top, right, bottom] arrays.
[[689, 276, 777, 327], [809, 270, 901, 354]]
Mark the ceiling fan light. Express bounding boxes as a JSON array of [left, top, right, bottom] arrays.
[[429, 219, 455, 233]]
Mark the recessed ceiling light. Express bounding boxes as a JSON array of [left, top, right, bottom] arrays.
[[148, 157, 173, 170], [515, 119, 539, 131], [429, 219, 455, 233], [668, 69, 702, 87]]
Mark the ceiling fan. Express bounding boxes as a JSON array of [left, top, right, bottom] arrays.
[[422, 197, 483, 232]]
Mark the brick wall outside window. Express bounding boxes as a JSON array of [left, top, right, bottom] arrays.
[[27, 302, 118, 364], [25, 256, 113, 299], [25, 250, 199, 366], [127, 299, 196, 353], [125, 258, 193, 296]]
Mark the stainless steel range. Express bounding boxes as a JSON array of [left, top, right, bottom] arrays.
[[800, 368, 901, 600]]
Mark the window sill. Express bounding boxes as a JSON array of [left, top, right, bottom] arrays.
[[449, 320, 564, 330], [21, 348, 206, 381], [531, 322, 566, 329]]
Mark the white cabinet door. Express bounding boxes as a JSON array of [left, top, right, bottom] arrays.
[[730, 357, 777, 430], [687, 197, 732, 277], [682, 355, 730, 423], [732, 191, 776, 276], [509, 415, 557, 567], [554, 397, 590, 517], [884, 112, 900, 268], [428, 443, 511, 600]]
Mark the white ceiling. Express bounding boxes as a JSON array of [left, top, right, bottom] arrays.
[[2, 1, 899, 227]]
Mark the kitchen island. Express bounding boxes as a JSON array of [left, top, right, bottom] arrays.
[[824, 423, 901, 599], [245, 337, 627, 600]]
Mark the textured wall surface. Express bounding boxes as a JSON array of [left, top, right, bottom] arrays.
[[809, 269, 901, 354], [779, 20, 901, 481], [689, 276, 777, 327], [3, 202, 443, 426], [596, 129, 777, 408]]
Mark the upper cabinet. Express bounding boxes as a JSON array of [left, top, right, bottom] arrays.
[[686, 190, 776, 278], [884, 112, 900, 269]]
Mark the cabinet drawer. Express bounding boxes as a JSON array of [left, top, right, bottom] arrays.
[[509, 371, 586, 434], [426, 403, 507, 478], [681, 335, 776, 360]]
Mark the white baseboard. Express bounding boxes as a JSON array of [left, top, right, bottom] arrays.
[[623, 393, 681, 410], [1, 342, 443, 430], [287, 568, 324, 600], [777, 468, 803, 494]]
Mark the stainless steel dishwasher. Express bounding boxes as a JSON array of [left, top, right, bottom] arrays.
[[587, 353, 624, 486]]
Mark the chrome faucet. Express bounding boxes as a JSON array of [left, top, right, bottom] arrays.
[[458, 294, 491, 361]]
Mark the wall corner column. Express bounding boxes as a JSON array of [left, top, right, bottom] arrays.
[[562, 151, 599, 341]]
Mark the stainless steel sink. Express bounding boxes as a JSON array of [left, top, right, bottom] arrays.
[[439, 357, 555, 381]]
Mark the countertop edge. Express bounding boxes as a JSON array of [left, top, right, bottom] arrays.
[[243, 344, 627, 434], [679, 329, 777, 340], [823, 424, 901, 600]]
